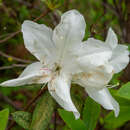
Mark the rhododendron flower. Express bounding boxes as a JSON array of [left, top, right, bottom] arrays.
[[0, 10, 129, 119], [73, 28, 129, 117]]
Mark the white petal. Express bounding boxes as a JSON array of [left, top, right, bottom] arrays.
[[75, 39, 112, 70], [52, 10, 86, 74], [85, 87, 119, 117], [110, 45, 129, 73], [0, 62, 51, 87], [60, 52, 82, 74], [73, 67, 112, 90], [19, 62, 43, 78], [53, 10, 86, 49], [22, 20, 56, 64], [48, 73, 80, 119], [105, 28, 118, 49]]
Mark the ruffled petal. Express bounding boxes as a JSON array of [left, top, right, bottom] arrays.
[[110, 44, 129, 73], [74, 39, 112, 72], [105, 28, 118, 49], [72, 67, 112, 90], [85, 87, 119, 117], [0, 62, 51, 87], [48, 73, 80, 119], [22, 20, 56, 64]]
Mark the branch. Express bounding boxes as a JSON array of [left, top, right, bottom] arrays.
[[0, 8, 51, 44], [0, 92, 22, 110], [0, 64, 27, 70], [0, 51, 32, 64], [0, 30, 20, 44], [33, 8, 51, 22]]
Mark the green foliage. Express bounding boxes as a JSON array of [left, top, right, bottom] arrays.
[[41, 0, 64, 10], [58, 109, 86, 130], [71, 93, 84, 113], [12, 111, 32, 129], [117, 82, 130, 99], [110, 72, 122, 85], [104, 106, 130, 129], [104, 89, 130, 129], [30, 92, 56, 130], [19, 6, 30, 22], [0, 0, 2, 5], [83, 97, 101, 130], [0, 108, 9, 130]]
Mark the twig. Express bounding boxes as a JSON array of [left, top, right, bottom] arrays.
[[102, 1, 119, 17], [0, 8, 51, 44], [0, 92, 22, 110], [33, 8, 51, 22], [24, 87, 47, 110], [113, 0, 120, 13], [7, 87, 48, 130], [0, 51, 32, 63], [0, 30, 20, 44], [0, 64, 27, 70]]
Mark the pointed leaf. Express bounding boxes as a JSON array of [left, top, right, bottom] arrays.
[[58, 109, 86, 130], [12, 111, 32, 129], [83, 97, 101, 130], [0, 108, 9, 130], [30, 92, 56, 130], [104, 106, 130, 129], [71, 93, 84, 113], [117, 82, 130, 100]]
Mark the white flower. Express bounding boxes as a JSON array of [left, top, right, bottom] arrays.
[[0, 10, 86, 119], [0, 10, 129, 119], [73, 28, 129, 117]]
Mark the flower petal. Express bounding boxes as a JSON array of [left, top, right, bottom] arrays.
[[51, 10, 86, 74], [48, 73, 80, 119], [73, 67, 112, 90], [53, 10, 86, 49], [105, 28, 118, 49], [85, 87, 119, 117], [0, 62, 51, 87], [110, 45, 129, 73], [22, 20, 56, 64], [75, 39, 112, 71]]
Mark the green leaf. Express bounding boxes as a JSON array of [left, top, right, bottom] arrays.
[[71, 93, 84, 113], [83, 97, 100, 130], [30, 92, 56, 130], [58, 109, 86, 130], [104, 106, 130, 129], [12, 111, 32, 129], [0, 108, 9, 130], [117, 82, 130, 100]]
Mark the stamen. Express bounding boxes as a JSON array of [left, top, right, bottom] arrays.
[[41, 82, 47, 89], [106, 82, 119, 88]]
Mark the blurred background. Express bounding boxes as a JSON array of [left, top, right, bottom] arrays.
[[0, 0, 130, 130]]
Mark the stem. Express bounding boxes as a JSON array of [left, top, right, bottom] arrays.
[[0, 51, 32, 64]]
